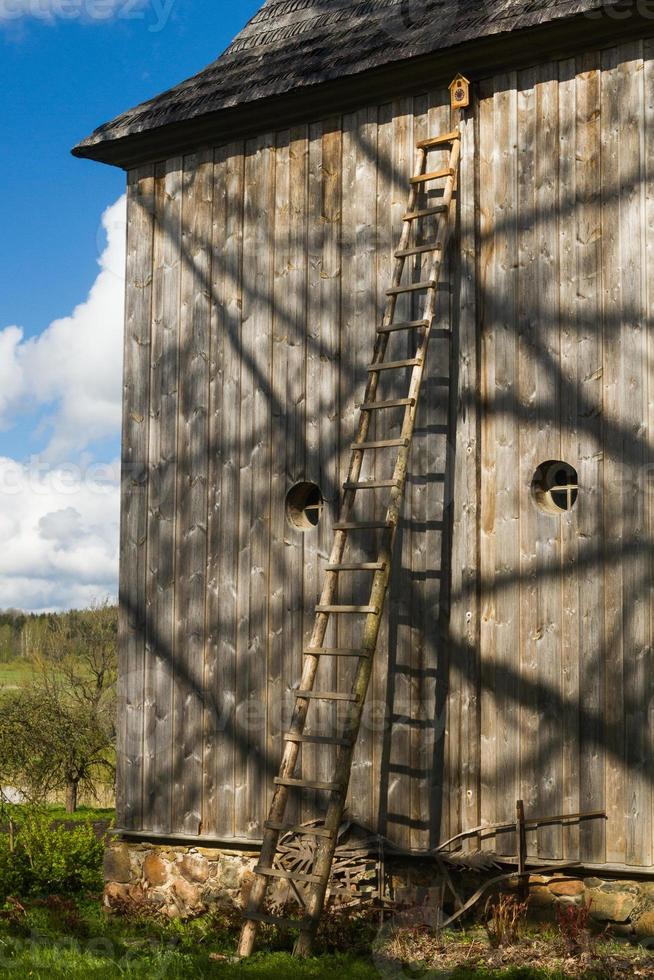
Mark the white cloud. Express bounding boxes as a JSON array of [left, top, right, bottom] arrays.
[[0, 196, 126, 611], [0, 456, 119, 612], [0, 195, 126, 461], [0, 327, 24, 425]]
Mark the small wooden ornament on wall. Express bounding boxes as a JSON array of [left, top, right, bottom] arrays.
[[450, 73, 470, 110]]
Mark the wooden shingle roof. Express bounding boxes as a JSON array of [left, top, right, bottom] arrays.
[[73, 0, 634, 166]]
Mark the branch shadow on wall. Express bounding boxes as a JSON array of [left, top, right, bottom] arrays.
[[119, 81, 654, 871]]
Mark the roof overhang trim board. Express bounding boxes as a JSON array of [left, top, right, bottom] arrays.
[[74, 4, 653, 169]]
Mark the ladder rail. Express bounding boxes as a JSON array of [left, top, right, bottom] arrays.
[[238, 132, 460, 959], [293, 136, 461, 955], [236, 144, 427, 958]]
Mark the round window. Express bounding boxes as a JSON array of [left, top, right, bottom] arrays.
[[285, 482, 324, 530], [531, 460, 579, 514]]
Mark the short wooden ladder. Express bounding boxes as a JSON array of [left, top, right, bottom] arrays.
[[238, 127, 461, 958]]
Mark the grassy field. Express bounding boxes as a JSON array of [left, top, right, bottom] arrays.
[[0, 659, 34, 690], [45, 804, 115, 825]]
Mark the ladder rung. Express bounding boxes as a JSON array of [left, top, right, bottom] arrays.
[[377, 319, 429, 334], [368, 358, 421, 372], [387, 281, 436, 296], [343, 479, 399, 490], [274, 776, 343, 792], [360, 398, 415, 411], [410, 167, 455, 185], [417, 130, 460, 149], [303, 647, 368, 657], [243, 910, 309, 929], [254, 865, 323, 885], [315, 604, 378, 614], [403, 205, 448, 221], [395, 242, 442, 258], [293, 690, 359, 702], [333, 521, 392, 530], [265, 820, 336, 838], [351, 438, 409, 450], [284, 733, 352, 746], [326, 562, 385, 571]]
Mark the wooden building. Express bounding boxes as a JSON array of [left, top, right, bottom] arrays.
[[76, 0, 654, 874]]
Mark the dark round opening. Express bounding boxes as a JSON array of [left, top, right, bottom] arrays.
[[531, 460, 579, 515], [285, 482, 324, 530]]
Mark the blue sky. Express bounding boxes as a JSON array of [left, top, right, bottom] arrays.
[[0, 0, 259, 610]]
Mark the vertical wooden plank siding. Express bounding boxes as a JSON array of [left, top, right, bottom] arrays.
[[268, 130, 293, 820], [348, 106, 378, 827], [558, 59, 581, 863], [204, 142, 245, 838], [120, 58, 654, 867], [423, 93, 452, 849], [478, 77, 497, 852], [236, 136, 275, 838], [491, 73, 520, 856], [575, 55, 605, 867], [533, 70, 563, 860], [618, 43, 651, 867], [119, 166, 154, 830], [515, 67, 540, 858], [448, 107, 480, 843], [144, 159, 182, 833], [644, 38, 654, 872], [172, 151, 213, 835], [372, 102, 394, 835], [600, 47, 626, 866], [304, 120, 341, 820], [382, 97, 414, 849]]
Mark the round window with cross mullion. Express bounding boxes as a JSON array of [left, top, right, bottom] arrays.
[[531, 460, 579, 515]]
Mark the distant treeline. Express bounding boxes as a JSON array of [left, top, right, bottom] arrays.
[[0, 607, 118, 664]]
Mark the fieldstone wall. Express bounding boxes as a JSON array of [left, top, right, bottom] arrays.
[[103, 840, 258, 918], [103, 839, 654, 938], [526, 873, 654, 938]]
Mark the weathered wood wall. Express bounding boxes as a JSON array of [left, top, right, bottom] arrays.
[[476, 40, 654, 869], [119, 39, 654, 868]]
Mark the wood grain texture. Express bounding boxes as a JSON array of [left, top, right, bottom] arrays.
[[557, 59, 581, 863], [143, 158, 182, 833], [448, 107, 480, 846], [533, 70, 563, 860], [172, 150, 213, 835], [236, 135, 275, 839], [119, 166, 155, 831], [204, 142, 245, 838], [574, 54, 605, 867], [119, 54, 654, 868]]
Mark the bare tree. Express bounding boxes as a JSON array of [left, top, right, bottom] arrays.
[[0, 603, 118, 813]]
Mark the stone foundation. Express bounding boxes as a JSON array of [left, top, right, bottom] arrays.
[[523, 873, 654, 938], [103, 840, 259, 918], [103, 838, 654, 938]]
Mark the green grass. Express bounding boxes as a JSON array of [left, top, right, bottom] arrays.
[[44, 804, 115, 825], [0, 898, 379, 979], [1, 897, 650, 980], [0, 660, 34, 690]]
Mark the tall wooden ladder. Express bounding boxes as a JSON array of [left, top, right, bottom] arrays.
[[238, 127, 461, 958]]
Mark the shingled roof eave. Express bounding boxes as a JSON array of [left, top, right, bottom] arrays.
[[73, 3, 652, 170]]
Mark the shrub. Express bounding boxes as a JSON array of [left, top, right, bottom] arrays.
[[0, 806, 105, 901]]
